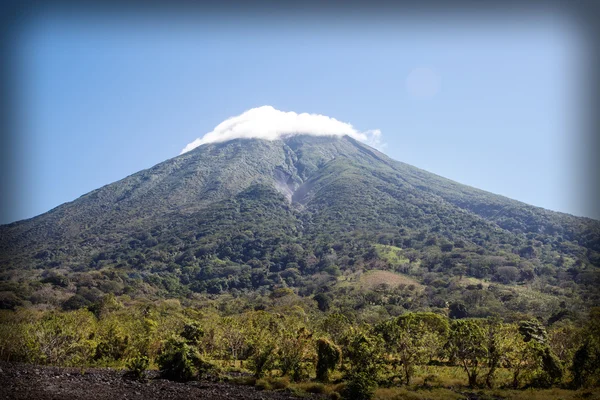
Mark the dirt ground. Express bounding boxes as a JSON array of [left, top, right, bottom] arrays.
[[0, 362, 322, 400]]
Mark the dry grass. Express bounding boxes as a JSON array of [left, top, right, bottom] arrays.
[[484, 388, 600, 400], [255, 376, 290, 391], [360, 270, 423, 291], [374, 387, 600, 400], [374, 387, 464, 400]]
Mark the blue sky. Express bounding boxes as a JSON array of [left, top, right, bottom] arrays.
[[3, 8, 594, 224]]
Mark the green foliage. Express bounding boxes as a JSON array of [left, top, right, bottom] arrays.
[[156, 336, 211, 381], [28, 310, 97, 366], [519, 319, 548, 345], [126, 354, 150, 380], [448, 319, 486, 387], [571, 308, 600, 388], [343, 371, 377, 400], [375, 312, 448, 385], [0, 302, 597, 392], [342, 329, 385, 388], [316, 338, 341, 382], [278, 327, 314, 381], [1, 135, 599, 328], [181, 321, 204, 345], [94, 323, 129, 363]]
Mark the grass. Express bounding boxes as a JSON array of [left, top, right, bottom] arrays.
[[360, 270, 423, 291], [373, 387, 600, 400], [374, 387, 464, 400], [255, 376, 291, 391], [374, 244, 411, 266], [203, 362, 600, 400]]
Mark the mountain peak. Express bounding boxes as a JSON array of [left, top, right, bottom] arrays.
[[0, 130, 599, 317], [180, 106, 382, 154]]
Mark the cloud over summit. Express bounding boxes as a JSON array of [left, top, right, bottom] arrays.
[[180, 106, 382, 154]]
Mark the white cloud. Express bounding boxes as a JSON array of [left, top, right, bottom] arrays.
[[180, 106, 383, 154]]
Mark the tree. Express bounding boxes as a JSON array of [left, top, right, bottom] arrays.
[[314, 293, 332, 312], [246, 311, 280, 378], [449, 302, 468, 319], [483, 318, 512, 388], [316, 338, 341, 382], [375, 312, 448, 385], [278, 327, 314, 381], [504, 324, 543, 389], [220, 317, 246, 366], [571, 308, 600, 388], [156, 336, 213, 381], [29, 310, 97, 366], [548, 320, 582, 368], [342, 329, 384, 400], [448, 319, 486, 387]]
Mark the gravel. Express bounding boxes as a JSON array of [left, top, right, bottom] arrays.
[[0, 362, 323, 400]]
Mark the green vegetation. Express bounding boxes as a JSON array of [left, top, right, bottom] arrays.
[[1, 294, 599, 399], [0, 135, 599, 398]]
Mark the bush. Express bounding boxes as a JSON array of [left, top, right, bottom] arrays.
[[126, 355, 149, 380], [255, 376, 290, 391], [248, 343, 276, 378], [270, 376, 290, 390], [316, 338, 341, 382], [343, 372, 376, 400], [255, 378, 272, 390], [181, 322, 204, 345], [156, 337, 213, 381], [303, 382, 327, 394]]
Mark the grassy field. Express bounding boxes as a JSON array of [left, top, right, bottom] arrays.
[[359, 270, 424, 291], [227, 362, 599, 399]]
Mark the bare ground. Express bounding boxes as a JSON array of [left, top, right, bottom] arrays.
[[0, 362, 322, 400]]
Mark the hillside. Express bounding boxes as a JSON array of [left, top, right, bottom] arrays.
[[0, 134, 599, 321]]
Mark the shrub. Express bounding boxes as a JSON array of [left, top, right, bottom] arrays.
[[126, 355, 149, 380], [181, 322, 204, 345], [255, 378, 272, 391], [270, 376, 291, 390], [303, 382, 327, 394], [248, 343, 276, 378], [316, 338, 341, 382], [156, 337, 213, 381], [343, 371, 377, 400]]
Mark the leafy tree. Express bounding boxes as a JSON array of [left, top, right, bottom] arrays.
[[126, 354, 150, 380], [548, 320, 583, 368], [181, 321, 204, 345], [314, 293, 332, 312], [571, 308, 600, 388], [94, 323, 129, 363], [343, 371, 377, 400], [156, 336, 212, 381], [278, 327, 314, 381], [449, 302, 468, 319], [375, 312, 447, 385], [316, 338, 341, 382], [28, 310, 97, 366], [220, 317, 246, 365], [483, 318, 513, 388], [504, 330, 540, 388], [448, 319, 486, 387], [319, 313, 352, 345], [246, 311, 280, 378]]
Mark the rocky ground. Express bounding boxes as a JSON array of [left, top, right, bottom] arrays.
[[0, 362, 322, 400]]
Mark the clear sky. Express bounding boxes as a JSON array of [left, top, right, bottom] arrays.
[[3, 6, 595, 224]]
